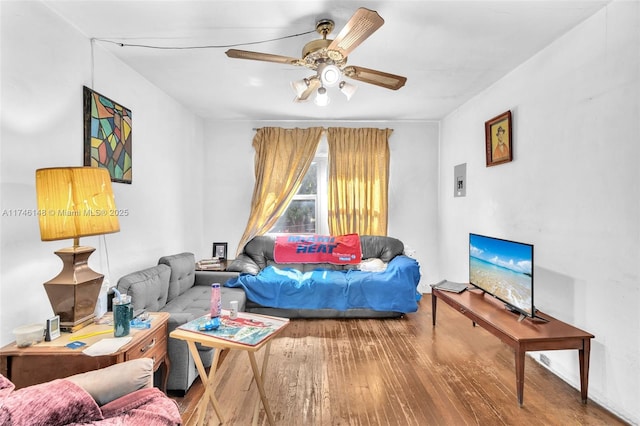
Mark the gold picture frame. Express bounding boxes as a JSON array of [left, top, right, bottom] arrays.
[[485, 110, 512, 167]]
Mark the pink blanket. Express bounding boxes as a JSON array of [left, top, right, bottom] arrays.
[[274, 234, 362, 264], [0, 374, 181, 426]]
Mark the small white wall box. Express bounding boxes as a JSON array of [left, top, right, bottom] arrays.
[[454, 163, 467, 197]]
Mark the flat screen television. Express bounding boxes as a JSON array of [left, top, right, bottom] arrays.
[[469, 233, 535, 317]]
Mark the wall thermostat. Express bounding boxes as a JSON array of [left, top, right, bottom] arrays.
[[45, 315, 60, 341]]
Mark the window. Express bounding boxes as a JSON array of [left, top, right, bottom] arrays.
[[268, 140, 328, 235]]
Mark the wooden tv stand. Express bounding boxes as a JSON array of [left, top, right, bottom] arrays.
[[431, 287, 594, 406]]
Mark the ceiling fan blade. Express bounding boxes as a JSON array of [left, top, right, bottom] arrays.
[[294, 77, 321, 103], [327, 8, 384, 59], [226, 49, 301, 66], [343, 66, 407, 90]]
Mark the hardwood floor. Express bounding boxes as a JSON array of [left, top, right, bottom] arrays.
[[170, 295, 626, 425]]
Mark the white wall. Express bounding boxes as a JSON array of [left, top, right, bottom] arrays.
[[438, 1, 639, 423], [2, 0, 636, 422], [0, 1, 206, 345], [202, 120, 440, 291]]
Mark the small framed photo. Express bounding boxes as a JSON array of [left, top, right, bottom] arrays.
[[213, 242, 228, 259], [485, 110, 512, 167], [45, 315, 60, 341]]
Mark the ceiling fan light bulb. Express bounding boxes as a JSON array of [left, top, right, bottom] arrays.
[[319, 64, 341, 87], [314, 87, 330, 106], [339, 81, 357, 100], [291, 78, 310, 97]]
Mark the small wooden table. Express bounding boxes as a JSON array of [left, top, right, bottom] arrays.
[[431, 288, 594, 406], [170, 311, 289, 426], [0, 312, 170, 391]]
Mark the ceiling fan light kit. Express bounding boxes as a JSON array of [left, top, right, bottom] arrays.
[[225, 8, 406, 106]]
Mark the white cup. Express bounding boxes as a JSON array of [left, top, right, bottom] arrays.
[[229, 300, 238, 319]]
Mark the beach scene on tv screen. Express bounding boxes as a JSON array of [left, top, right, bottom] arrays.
[[469, 235, 532, 314]]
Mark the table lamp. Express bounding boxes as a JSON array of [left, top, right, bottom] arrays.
[[35, 167, 120, 331]]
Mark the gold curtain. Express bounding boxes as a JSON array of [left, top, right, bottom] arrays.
[[326, 127, 391, 236], [236, 127, 323, 254]]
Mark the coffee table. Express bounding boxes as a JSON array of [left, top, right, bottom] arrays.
[[170, 311, 289, 426]]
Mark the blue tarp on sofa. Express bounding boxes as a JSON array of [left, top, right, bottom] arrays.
[[225, 255, 421, 313]]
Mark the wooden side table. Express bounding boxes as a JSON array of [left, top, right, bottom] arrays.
[[0, 312, 170, 391]]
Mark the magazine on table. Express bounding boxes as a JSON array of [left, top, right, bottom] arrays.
[[178, 310, 289, 347]]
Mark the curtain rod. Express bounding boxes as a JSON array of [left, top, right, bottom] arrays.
[[251, 127, 394, 131]]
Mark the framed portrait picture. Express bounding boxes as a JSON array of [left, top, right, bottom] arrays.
[[485, 110, 512, 167], [213, 242, 228, 260]]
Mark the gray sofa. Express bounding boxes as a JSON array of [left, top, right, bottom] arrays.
[[116, 252, 246, 394], [227, 235, 415, 319]]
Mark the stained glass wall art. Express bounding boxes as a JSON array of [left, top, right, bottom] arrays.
[[83, 86, 132, 183]]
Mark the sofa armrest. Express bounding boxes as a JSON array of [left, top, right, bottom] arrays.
[[65, 358, 154, 406], [226, 254, 261, 275], [194, 270, 240, 286], [166, 311, 196, 332]]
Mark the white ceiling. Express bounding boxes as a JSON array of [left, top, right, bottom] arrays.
[[44, 0, 610, 121]]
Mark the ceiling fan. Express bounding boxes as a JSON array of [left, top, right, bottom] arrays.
[[225, 8, 407, 104]]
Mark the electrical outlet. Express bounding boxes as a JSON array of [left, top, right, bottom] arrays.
[[540, 354, 551, 367]]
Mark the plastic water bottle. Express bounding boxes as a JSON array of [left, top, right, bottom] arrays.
[[229, 300, 239, 319], [210, 283, 222, 318], [113, 294, 132, 337]]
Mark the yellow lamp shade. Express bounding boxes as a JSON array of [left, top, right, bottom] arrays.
[[36, 167, 120, 241]]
